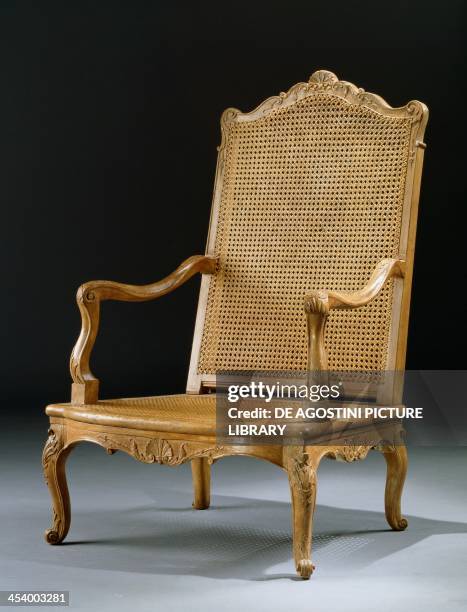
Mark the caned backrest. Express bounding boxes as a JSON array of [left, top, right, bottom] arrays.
[[187, 71, 428, 393]]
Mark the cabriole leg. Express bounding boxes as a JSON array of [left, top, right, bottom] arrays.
[[285, 446, 318, 579], [191, 457, 211, 510], [382, 443, 408, 531], [42, 424, 73, 544]]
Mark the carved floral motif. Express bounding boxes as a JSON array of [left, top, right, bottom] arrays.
[[96, 434, 224, 466], [42, 428, 62, 485], [217, 69, 425, 189], [42, 426, 69, 544], [287, 452, 316, 507], [333, 444, 372, 462], [220, 70, 424, 131]]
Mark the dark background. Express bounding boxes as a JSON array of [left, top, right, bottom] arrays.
[[1, 1, 466, 407]]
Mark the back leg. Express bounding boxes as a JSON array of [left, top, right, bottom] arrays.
[[191, 457, 211, 509]]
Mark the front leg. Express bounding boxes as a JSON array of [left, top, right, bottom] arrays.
[[382, 443, 408, 531], [42, 424, 73, 544], [284, 446, 319, 579]]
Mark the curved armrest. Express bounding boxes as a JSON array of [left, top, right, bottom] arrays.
[[304, 258, 405, 371], [305, 259, 405, 315], [70, 255, 218, 404]]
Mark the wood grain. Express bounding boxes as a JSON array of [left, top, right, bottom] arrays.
[[43, 70, 427, 579], [70, 255, 217, 404]]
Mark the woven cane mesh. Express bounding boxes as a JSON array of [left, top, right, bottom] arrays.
[[198, 93, 412, 374]]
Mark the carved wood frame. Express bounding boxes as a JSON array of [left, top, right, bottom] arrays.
[[186, 69, 428, 394], [69, 254, 218, 404], [43, 70, 424, 579], [43, 416, 407, 578]]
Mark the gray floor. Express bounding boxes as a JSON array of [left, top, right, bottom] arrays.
[[1, 420, 467, 611]]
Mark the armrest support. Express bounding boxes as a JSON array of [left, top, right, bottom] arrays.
[[69, 254, 218, 404], [304, 258, 405, 371]]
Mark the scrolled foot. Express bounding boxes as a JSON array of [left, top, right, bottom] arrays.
[[285, 446, 319, 582], [382, 444, 408, 533], [296, 559, 315, 579], [44, 528, 63, 545], [389, 516, 408, 531]]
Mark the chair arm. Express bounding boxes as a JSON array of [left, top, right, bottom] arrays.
[[69, 254, 218, 404], [304, 258, 405, 371]]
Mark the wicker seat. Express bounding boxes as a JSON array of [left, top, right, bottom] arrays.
[[43, 70, 428, 578], [46, 395, 216, 434]]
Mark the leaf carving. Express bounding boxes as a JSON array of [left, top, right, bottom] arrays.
[[96, 434, 224, 466]]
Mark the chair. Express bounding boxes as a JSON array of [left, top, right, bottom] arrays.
[[43, 70, 428, 579]]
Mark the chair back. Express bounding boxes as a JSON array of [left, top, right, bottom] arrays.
[[187, 70, 428, 394]]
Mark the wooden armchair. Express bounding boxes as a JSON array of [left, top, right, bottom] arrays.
[[43, 70, 428, 579]]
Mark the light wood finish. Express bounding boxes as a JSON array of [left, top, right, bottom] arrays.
[[284, 445, 318, 579], [305, 258, 406, 373], [187, 70, 428, 394], [70, 255, 217, 404], [43, 70, 427, 578], [191, 458, 211, 510], [43, 414, 404, 561], [47, 394, 218, 435], [42, 425, 72, 544], [383, 443, 408, 531]]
